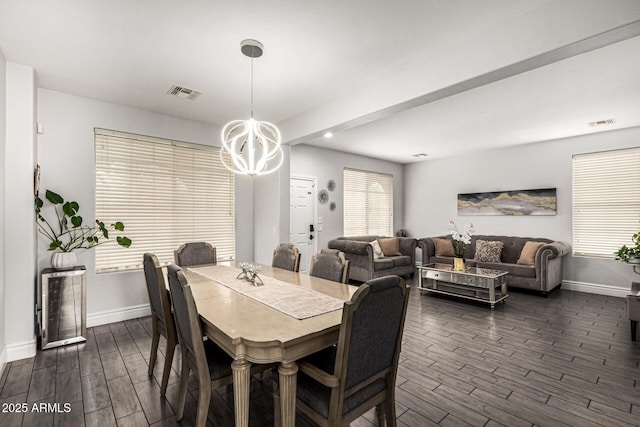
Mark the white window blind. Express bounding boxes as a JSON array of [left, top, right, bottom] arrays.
[[95, 129, 235, 273], [343, 168, 393, 236], [573, 147, 640, 258]]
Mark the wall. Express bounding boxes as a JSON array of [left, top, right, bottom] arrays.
[[252, 146, 291, 265], [290, 144, 405, 251], [405, 126, 640, 295], [36, 89, 254, 323], [4, 62, 36, 361], [0, 49, 7, 368]]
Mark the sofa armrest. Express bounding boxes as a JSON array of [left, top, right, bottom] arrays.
[[418, 238, 435, 265], [328, 239, 371, 256], [535, 241, 570, 263], [398, 237, 417, 259]]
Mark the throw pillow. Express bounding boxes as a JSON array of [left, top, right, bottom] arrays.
[[474, 240, 504, 263], [432, 237, 455, 257], [517, 241, 546, 266], [378, 237, 402, 257], [370, 240, 385, 259]]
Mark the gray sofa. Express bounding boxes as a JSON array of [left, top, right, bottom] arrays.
[[328, 236, 417, 282], [418, 234, 570, 295]]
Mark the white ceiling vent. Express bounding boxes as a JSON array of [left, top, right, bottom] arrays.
[[167, 85, 202, 100], [588, 118, 616, 127]]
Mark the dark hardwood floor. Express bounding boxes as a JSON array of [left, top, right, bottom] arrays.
[[1, 279, 639, 426]]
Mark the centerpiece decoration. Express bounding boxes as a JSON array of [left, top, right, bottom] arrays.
[[35, 189, 132, 270], [236, 262, 264, 286], [615, 231, 640, 275], [448, 220, 474, 271]]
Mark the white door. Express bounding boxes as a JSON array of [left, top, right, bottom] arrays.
[[290, 177, 316, 274]]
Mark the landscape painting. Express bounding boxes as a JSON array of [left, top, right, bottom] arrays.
[[458, 188, 557, 216]]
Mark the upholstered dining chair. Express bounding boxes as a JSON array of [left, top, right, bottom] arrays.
[[273, 275, 410, 427], [310, 249, 350, 284], [627, 282, 640, 341], [174, 242, 216, 267], [272, 243, 301, 272], [167, 264, 272, 427], [142, 253, 177, 396]]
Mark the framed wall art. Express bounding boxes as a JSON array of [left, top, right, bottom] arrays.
[[457, 188, 557, 216]]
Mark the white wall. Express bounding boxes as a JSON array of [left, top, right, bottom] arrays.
[[4, 62, 37, 361], [252, 146, 291, 265], [0, 49, 7, 368], [290, 144, 405, 251], [36, 89, 254, 321], [405, 126, 640, 293]]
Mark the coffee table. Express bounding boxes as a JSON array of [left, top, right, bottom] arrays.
[[418, 263, 508, 309]]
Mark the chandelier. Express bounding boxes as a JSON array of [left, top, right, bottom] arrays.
[[220, 39, 283, 176]]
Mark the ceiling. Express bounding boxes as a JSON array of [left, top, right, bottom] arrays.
[[1, 0, 640, 164]]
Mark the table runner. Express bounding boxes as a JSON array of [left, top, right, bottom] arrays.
[[189, 265, 345, 320]]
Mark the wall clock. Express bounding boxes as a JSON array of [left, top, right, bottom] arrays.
[[318, 189, 329, 204]]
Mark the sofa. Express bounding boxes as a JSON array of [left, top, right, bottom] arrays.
[[328, 236, 417, 282], [418, 234, 570, 295]]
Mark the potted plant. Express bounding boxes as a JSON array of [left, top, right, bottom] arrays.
[[615, 231, 640, 275], [448, 220, 474, 271], [35, 189, 131, 269]]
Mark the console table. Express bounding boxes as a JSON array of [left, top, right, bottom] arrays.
[[418, 263, 508, 309]]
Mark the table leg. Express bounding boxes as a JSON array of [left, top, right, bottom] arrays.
[[232, 358, 251, 427], [278, 361, 298, 427]]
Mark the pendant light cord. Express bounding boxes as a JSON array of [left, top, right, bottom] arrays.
[[250, 55, 254, 119]]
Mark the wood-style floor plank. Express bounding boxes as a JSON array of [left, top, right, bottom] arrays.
[[1, 280, 639, 426]]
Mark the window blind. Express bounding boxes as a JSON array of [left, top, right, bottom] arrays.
[[343, 168, 393, 236], [94, 129, 235, 273], [573, 147, 640, 258]]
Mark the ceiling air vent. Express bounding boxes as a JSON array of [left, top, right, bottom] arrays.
[[588, 118, 615, 127], [167, 85, 202, 100]]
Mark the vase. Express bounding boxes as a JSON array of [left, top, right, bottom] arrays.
[[51, 252, 77, 270], [453, 257, 465, 271]]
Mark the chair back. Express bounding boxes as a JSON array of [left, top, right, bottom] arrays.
[[167, 264, 208, 374], [335, 275, 409, 391], [143, 253, 173, 330], [310, 249, 350, 283], [174, 242, 217, 267], [272, 243, 301, 272]]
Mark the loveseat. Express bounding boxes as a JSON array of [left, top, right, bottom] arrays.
[[418, 235, 570, 295], [328, 236, 417, 282]]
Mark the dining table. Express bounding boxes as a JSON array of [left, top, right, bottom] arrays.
[[183, 261, 358, 427]]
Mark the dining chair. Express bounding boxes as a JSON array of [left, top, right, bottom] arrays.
[[310, 249, 350, 284], [142, 253, 177, 396], [272, 243, 301, 272], [174, 242, 217, 267], [273, 275, 410, 427], [167, 264, 272, 426]]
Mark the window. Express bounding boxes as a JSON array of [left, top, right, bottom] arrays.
[[95, 129, 235, 272], [573, 147, 640, 258], [343, 168, 393, 236]]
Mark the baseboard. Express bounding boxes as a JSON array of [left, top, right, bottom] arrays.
[[6, 339, 36, 362], [562, 280, 629, 298], [87, 303, 151, 328], [0, 345, 7, 376]]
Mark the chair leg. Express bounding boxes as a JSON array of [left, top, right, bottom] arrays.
[[383, 392, 397, 427], [148, 317, 160, 376], [376, 403, 385, 426], [272, 377, 281, 427], [160, 336, 176, 396], [631, 320, 638, 342], [176, 356, 190, 421], [196, 380, 211, 427]]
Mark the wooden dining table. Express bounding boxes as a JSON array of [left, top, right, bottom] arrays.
[[183, 261, 358, 427]]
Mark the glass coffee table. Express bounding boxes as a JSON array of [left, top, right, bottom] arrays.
[[418, 263, 508, 309]]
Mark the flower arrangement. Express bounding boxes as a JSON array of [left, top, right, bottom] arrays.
[[448, 220, 474, 258], [236, 262, 264, 286]]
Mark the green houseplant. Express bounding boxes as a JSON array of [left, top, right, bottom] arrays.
[[615, 232, 640, 263], [35, 189, 131, 269]]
